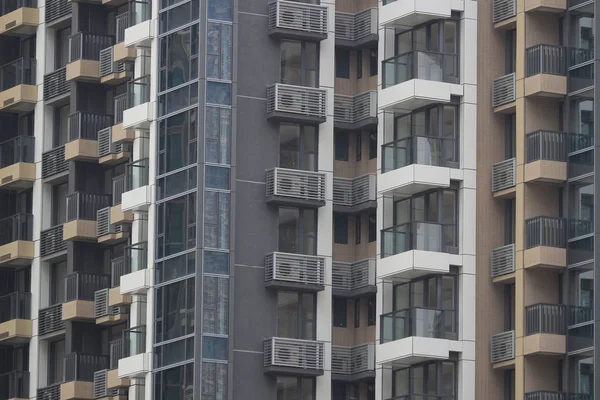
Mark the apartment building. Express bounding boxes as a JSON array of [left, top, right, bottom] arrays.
[[479, 0, 596, 397], [0, 0, 476, 398]]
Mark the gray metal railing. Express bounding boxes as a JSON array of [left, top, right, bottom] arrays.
[[69, 32, 115, 62], [264, 337, 324, 370], [493, 0, 516, 22], [114, 93, 128, 125], [0, 135, 34, 167], [490, 330, 515, 363], [40, 225, 66, 257], [265, 167, 326, 203], [109, 339, 123, 369], [264, 252, 325, 286], [381, 222, 458, 257], [42, 145, 68, 179], [0, 0, 35, 14], [381, 307, 457, 343], [267, 83, 327, 119], [268, 0, 327, 35], [38, 304, 64, 335], [333, 174, 376, 208], [526, 392, 592, 400], [111, 256, 126, 287], [68, 111, 113, 142], [335, 8, 377, 42], [569, 218, 593, 239], [0, 292, 30, 323], [568, 306, 593, 326], [525, 303, 566, 335], [492, 158, 516, 192], [0, 370, 29, 400], [382, 50, 459, 88], [491, 244, 515, 278], [0, 213, 32, 246], [526, 130, 567, 163], [525, 216, 566, 249], [492, 73, 516, 107], [65, 272, 110, 302], [65, 192, 111, 222], [334, 91, 377, 125], [45, 0, 70, 22], [526, 45, 566, 77], [0, 58, 35, 91], [36, 383, 61, 400], [331, 343, 375, 376], [43, 67, 69, 101], [332, 259, 376, 292], [115, 12, 130, 43], [64, 353, 109, 382], [113, 174, 126, 206]]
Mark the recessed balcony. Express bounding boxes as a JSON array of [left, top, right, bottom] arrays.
[[380, 0, 458, 28], [335, 8, 377, 48], [492, 158, 516, 198], [524, 303, 566, 356], [266, 83, 327, 124], [0, 292, 31, 344], [62, 272, 110, 322], [118, 326, 149, 379], [334, 91, 377, 131], [0, 370, 29, 400], [65, 112, 114, 163], [0, 0, 38, 36], [493, 0, 516, 28], [264, 252, 325, 292], [63, 192, 112, 241], [491, 244, 516, 282], [62, 353, 109, 400], [265, 167, 326, 208], [0, 136, 35, 190], [124, 1, 152, 49], [118, 242, 150, 295], [94, 288, 128, 326], [0, 58, 36, 112], [332, 258, 376, 298], [121, 158, 151, 212], [38, 303, 65, 336], [268, 0, 328, 41], [524, 216, 566, 270], [491, 330, 515, 368], [122, 76, 152, 130], [525, 45, 567, 98], [492, 73, 516, 112], [331, 343, 375, 382], [524, 130, 567, 184], [107, 339, 130, 389], [264, 337, 325, 376], [67, 32, 115, 82], [333, 174, 376, 214], [99, 47, 133, 86], [0, 213, 33, 266]]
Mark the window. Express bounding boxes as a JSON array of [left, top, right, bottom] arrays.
[[277, 377, 315, 400], [354, 299, 360, 328], [159, 2, 200, 33], [55, 27, 71, 69], [332, 382, 346, 400], [155, 251, 195, 284], [159, 25, 199, 92], [208, 0, 232, 20], [369, 48, 377, 76], [154, 337, 194, 368], [335, 132, 349, 161], [207, 22, 233, 80], [336, 49, 350, 78], [203, 276, 229, 335], [356, 133, 362, 161], [368, 213, 376, 242], [53, 105, 69, 147], [51, 183, 67, 226], [279, 123, 317, 171], [204, 191, 230, 250], [158, 109, 198, 176], [392, 361, 456, 398], [206, 106, 231, 165], [333, 298, 347, 327], [334, 213, 348, 244], [279, 208, 317, 255], [278, 292, 315, 339], [50, 261, 66, 305], [357, 50, 363, 79], [201, 361, 228, 400], [155, 363, 194, 400], [355, 216, 361, 244], [367, 297, 376, 326], [157, 193, 197, 258], [48, 339, 65, 384], [155, 277, 195, 343], [369, 132, 377, 159], [281, 40, 319, 87]]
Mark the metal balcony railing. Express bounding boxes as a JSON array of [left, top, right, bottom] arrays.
[[526, 130, 567, 163], [267, 84, 327, 119], [110, 256, 125, 287], [569, 218, 593, 239], [333, 174, 376, 208], [127, 75, 150, 108], [65, 272, 110, 302], [113, 174, 126, 206], [0, 135, 34, 167], [129, 0, 151, 26], [268, 0, 327, 35], [43, 67, 69, 101], [569, 47, 594, 67], [42, 145, 68, 179], [490, 330, 515, 363], [40, 225, 66, 257], [64, 353, 109, 382], [68, 111, 113, 142], [0, 58, 35, 91], [526, 392, 592, 400], [491, 244, 515, 278], [65, 192, 111, 222], [115, 12, 130, 43], [526, 45, 566, 77], [109, 339, 123, 369], [492, 158, 516, 192], [124, 241, 148, 274], [0, 213, 32, 246], [0, 292, 30, 323], [123, 325, 146, 358], [36, 383, 61, 400], [0, 0, 35, 15], [125, 158, 149, 190], [264, 252, 325, 286], [525, 216, 566, 249], [525, 303, 566, 335], [382, 50, 459, 89], [568, 305, 593, 326], [0, 370, 29, 400], [492, 73, 516, 107], [380, 307, 457, 343], [381, 222, 458, 257], [266, 167, 326, 203], [332, 259, 376, 292], [114, 93, 128, 125], [264, 337, 324, 370], [334, 91, 377, 126], [331, 343, 375, 376], [493, 0, 516, 22], [382, 136, 459, 173], [69, 32, 115, 62], [335, 8, 377, 43], [99, 47, 129, 77], [38, 304, 65, 335]]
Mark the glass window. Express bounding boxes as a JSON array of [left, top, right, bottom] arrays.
[[369, 132, 377, 159], [336, 49, 350, 78], [277, 377, 314, 400], [159, 26, 199, 92], [158, 82, 199, 117], [49, 339, 65, 384], [52, 183, 68, 226], [55, 27, 71, 69], [367, 297, 376, 326], [201, 362, 228, 400], [203, 276, 229, 335], [207, 22, 232, 80], [155, 251, 195, 284], [354, 299, 360, 327], [155, 363, 194, 400], [204, 251, 229, 275], [334, 213, 348, 244], [155, 337, 194, 367], [355, 216, 361, 245], [206, 106, 231, 165], [202, 337, 228, 360], [356, 133, 362, 161], [333, 298, 347, 327], [159, 2, 197, 34], [278, 208, 316, 255], [155, 278, 195, 343], [54, 105, 69, 147], [208, 0, 232, 21], [281, 40, 319, 87], [157, 167, 197, 200], [279, 123, 317, 171], [204, 191, 230, 250], [277, 292, 315, 340], [207, 82, 231, 105], [392, 361, 456, 398], [335, 132, 349, 161], [369, 48, 377, 76], [158, 109, 198, 175], [157, 193, 196, 258], [206, 166, 230, 189]]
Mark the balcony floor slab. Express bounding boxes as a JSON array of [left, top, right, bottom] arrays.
[[377, 337, 460, 367], [0, 162, 35, 190], [379, 80, 461, 113], [378, 249, 457, 280]]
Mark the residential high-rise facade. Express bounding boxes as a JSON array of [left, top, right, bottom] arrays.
[[0, 0, 477, 399]]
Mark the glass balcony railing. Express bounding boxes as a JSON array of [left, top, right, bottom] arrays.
[[380, 307, 457, 344], [125, 158, 149, 190], [0, 213, 32, 246], [0, 136, 34, 167], [382, 136, 458, 173], [127, 75, 150, 109], [123, 325, 146, 358], [381, 222, 458, 258], [382, 50, 458, 89], [129, 0, 150, 26], [0, 58, 35, 91], [0, 292, 30, 323], [125, 241, 148, 274]]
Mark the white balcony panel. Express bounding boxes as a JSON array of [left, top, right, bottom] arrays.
[[380, 0, 459, 28], [378, 250, 460, 280], [379, 80, 462, 112], [120, 269, 151, 295], [123, 102, 154, 130], [379, 165, 462, 197], [118, 353, 151, 378], [377, 337, 462, 367], [121, 185, 152, 212], [124, 19, 153, 48]]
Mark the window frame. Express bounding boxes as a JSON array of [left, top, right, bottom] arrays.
[[333, 297, 347, 328], [278, 207, 318, 256], [280, 39, 320, 87], [335, 48, 350, 79], [277, 291, 317, 340], [335, 131, 350, 161], [334, 213, 349, 244], [392, 360, 457, 398]]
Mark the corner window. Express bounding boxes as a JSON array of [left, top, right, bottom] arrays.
[[155, 278, 195, 343], [336, 49, 350, 78], [281, 40, 319, 87], [335, 132, 349, 161], [333, 298, 347, 327], [334, 213, 348, 244]]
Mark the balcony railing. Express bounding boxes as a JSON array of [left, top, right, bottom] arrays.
[[38, 304, 65, 335], [568, 134, 594, 180], [0, 135, 34, 167], [380, 307, 457, 343], [332, 259, 376, 292], [382, 50, 459, 89], [110, 339, 123, 369], [526, 45, 566, 77], [335, 8, 377, 43], [66, 192, 111, 222], [568, 133, 593, 154], [123, 325, 146, 358], [0, 292, 30, 323], [569, 219, 593, 239], [381, 222, 458, 257], [110, 256, 126, 287], [127, 75, 150, 108], [569, 47, 594, 67], [264, 337, 324, 371], [382, 136, 459, 173], [115, 12, 130, 43], [42, 145, 68, 179], [114, 93, 128, 125], [0, 370, 29, 400], [526, 392, 592, 400], [129, 0, 151, 26], [568, 305, 593, 326], [492, 158, 516, 192], [490, 330, 515, 363], [525, 216, 566, 249], [40, 225, 66, 257], [334, 91, 377, 126], [492, 73, 516, 107], [125, 242, 148, 274], [266, 167, 326, 203], [0, 58, 35, 91], [331, 343, 375, 376], [69, 32, 115, 62], [64, 353, 109, 382], [37, 383, 61, 400], [65, 272, 110, 302], [0, 213, 32, 246], [264, 252, 325, 286], [68, 111, 113, 142], [525, 303, 566, 335], [332, 174, 376, 208], [43, 67, 69, 101], [491, 244, 515, 278], [45, 0, 70, 23], [526, 130, 567, 163], [125, 158, 149, 191], [0, 0, 35, 14], [113, 174, 126, 206], [493, 0, 516, 23], [267, 84, 327, 120], [268, 0, 327, 35]]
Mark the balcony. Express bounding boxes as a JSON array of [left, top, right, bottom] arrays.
[[266, 83, 326, 124], [569, 218, 593, 241], [335, 8, 377, 48], [38, 303, 65, 336], [121, 158, 151, 212], [333, 174, 376, 213], [568, 134, 593, 183], [264, 252, 325, 292], [263, 337, 324, 376], [112, 14, 137, 63], [268, 0, 327, 41], [524, 216, 566, 270], [0, 213, 33, 266], [99, 47, 133, 85], [380, 51, 460, 112], [62, 353, 109, 400], [492, 158, 516, 198], [107, 339, 130, 389], [0, 136, 34, 190], [378, 222, 459, 280], [524, 303, 566, 356], [492, 73, 516, 112], [265, 167, 326, 208], [124, 0, 152, 48], [332, 258, 376, 297], [378, 307, 458, 366], [122, 76, 152, 130], [0, 292, 31, 344], [67, 32, 115, 82], [331, 343, 375, 381], [118, 326, 149, 378], [44, 67, 69, 104], [525, 0, 566, 12], [526, 392, 592, 400], [94, 288, 129, 325], [491, 330, 515, 367], [493, 0, 516, 28], [0, 58, 36, 112], [0, 0, 38, 36], [93, 369, 128, 400], [525, 130, 567, 183], [65, 112, 114, 162], [491, 244, 516, 282], [62, 272, 110, 322], [45, 0, 70, 26], [63, 192, 112, 241], [380, 136, 460, 197], [525, 45, 567, 97], [118, 242, 150, 295], [380, 0, 458, 28], [334, 91, 377, 130], [111, 93, 135, 144], [40, 225, 67, 259], [37, 383, 61, 400], [0, 370, 29, 400], [98, 127, 132, 165], [569, 305, 593, 327]]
